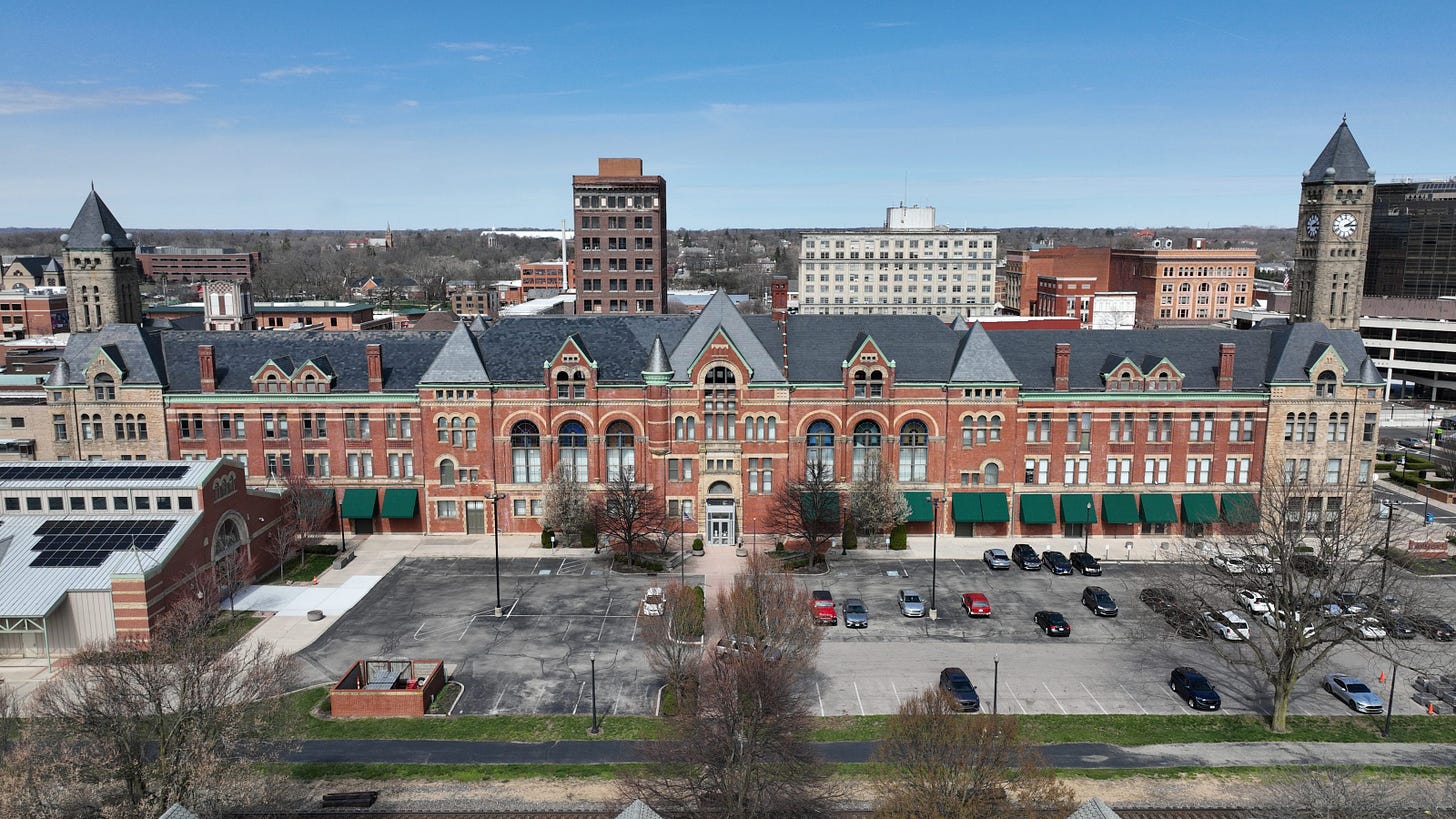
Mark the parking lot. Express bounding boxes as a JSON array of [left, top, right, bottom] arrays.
[[801, 557, 1456, 718], [298, 555, 688, 717]]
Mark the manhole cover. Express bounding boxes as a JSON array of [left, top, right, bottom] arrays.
[[884, 570, 901, 577]]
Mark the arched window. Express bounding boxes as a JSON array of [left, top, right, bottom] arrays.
[[303, 374, 317, 392], [436, 416, 448, 443], [555, 371, 570, 399], [869, 370, 884, 397], [559, 420, 587, 481], [766, 417, 776, 440], [113, 413, 125, 439], [605, 420, 636, 480], [984, 462, 1000, 485], [853, 371, 868, 398], [674, 417, 684, 440], [93, 373, 115, 401], [212, 516, 243, 561], [961, 415, 975, 447], [852, 419, 881, 479], [265, 373, 281, 393], [572, 371, 586, 398], [137, 415, 148, 441], [440, 458, 457, 487], [450, 417, 464, 446], [806, 419, 835, 477], [465, 417, 477, 449], [703, 367, 736, 440], [989, 415, 1002, 442], [1316, 370, 1337, 398], [899, 420, 928, 481], [511, 420, 541, 483]]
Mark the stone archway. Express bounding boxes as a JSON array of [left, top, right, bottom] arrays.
[[705, 481, 736, 546]]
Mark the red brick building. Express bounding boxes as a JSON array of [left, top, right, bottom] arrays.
[[0, 290, 69, 338], [1004, 247, 1112, 316], [1110, 240, 1257, 327], [573, 158, 667, 315], [137, 246, 261, 283]]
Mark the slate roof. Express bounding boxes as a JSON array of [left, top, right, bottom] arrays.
[[951, 322, 1017, 382], [643, 335, 671, 375], [481, 316, 692, 383], [54, 325, 164, 386], [6, 256, 50, 277], [420, 323, 490, 384], [157, 330, 451, 392], [667, 290, 785, 383], [65, 190, 134, 250], [786, 314, 959, 382], [1303, 121, 1374, 184]]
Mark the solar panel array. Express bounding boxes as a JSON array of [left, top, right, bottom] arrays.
[[29, 519, 178, 568], [0, 464, 192, 483]]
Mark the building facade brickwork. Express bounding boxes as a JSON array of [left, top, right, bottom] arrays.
[[572, 158, 667, 315]]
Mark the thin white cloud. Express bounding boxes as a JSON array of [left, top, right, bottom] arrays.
[[437, 41, 529, 57], [257, 65, 333, 81], [866, 21, 911, 28], [0, 83, 194, 115], [399, 99, 419, 108]]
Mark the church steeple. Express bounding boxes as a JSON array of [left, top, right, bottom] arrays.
[[1290, 121, 1374, 330], [61, 188, 143, 332]]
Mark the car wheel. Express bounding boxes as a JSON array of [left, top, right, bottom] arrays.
[[1169, 681, 1177, 692], [1186, 696, 1195, 707]]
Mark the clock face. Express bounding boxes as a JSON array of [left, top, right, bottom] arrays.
[[1333, 213, 1358, 239], [1305, 213, 1320, 239]]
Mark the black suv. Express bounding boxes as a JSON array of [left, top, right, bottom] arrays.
[[1081, 585, 1119, 617], [1011, 543, 1041, 570], [1069, 551, 1102, 576], [939, 667, 981, 712], [1169, 666, 1221, 710], [1409, 614, 1456, 641]]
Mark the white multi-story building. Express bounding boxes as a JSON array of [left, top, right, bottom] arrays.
[[797, 206, 998, 320]]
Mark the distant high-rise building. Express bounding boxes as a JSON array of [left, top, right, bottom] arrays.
[[797, 206, 998, 320], [1364, 179, 1456, 298], [61, 189, 143, 332], [1290, 120, 1375, 329], [572, 158, 667, 315]]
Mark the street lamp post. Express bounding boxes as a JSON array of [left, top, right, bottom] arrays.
[[589, 650, 600, 735], [1425, 413, 1436, 525], [929, 496, 945, 620], [1083, 500, 1093, 554], [1379, 499, 1396, 596], [487, 492, 507, 617], [1382, 664, 1398, 738], [993, 654, 1000, 715], [338, 496, 347, 554], [679, 511, 687, 586]]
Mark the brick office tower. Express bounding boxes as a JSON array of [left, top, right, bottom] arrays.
[[1291, 119, 1375, 329], [62, 189, 143, 332], [573, 158, 667, 315]]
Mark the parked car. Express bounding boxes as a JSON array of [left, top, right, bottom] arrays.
[[1290, 553, 1330, 577], [1210, 554, 1246, 575], [1011, 543, 1041, 571], [982, 548, 1012, 570], [1399, 436, 1428, 449], [1362, 594, 1401, 615], [1201, 610, 1251, 641], [1245, 555, 1276, 575], [1236, 589, 1272, 614], [811, 589, 837, 625], [1332, 591, 1368, 615], [961, 592, 992, 617], [1261, 608, 1317, 640], [1377, 611, 1419, 639], [1069, 551, 1102, 576], [1408, 614, 1456, 641], [1081, 585, 1119, 617], [1139, 587, 1179, 613], [1347, 616, 1387, 640], [897, 589, 927, 618], [1042, 550, 1074, 575], [939, 667, 981, 712], [1169, 666, 1222, 711], [641, 586, 666, 616], [1035, 610, 1071, 637], [715, 636, 783, 662], [843, 598, 869, 629], [1324, 673, 1384, 713]]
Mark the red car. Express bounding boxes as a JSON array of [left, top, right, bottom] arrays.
[[961, 592, 991, 617], [811, 590, 837, 625]]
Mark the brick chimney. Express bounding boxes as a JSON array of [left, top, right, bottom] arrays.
[[1217, 342, 1236, 391], [366, 344, 383, 392], [198, 345, 216, 393], [1054, 343, 1071, 391]]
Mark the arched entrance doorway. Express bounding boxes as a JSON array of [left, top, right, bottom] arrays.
[[706, 481, 736, 546]]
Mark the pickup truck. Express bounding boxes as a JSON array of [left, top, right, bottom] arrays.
[[811, 589, 837, 625], [715, 636, 783, 662]]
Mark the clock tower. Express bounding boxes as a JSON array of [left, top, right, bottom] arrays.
[[1290, 119, 1375, 329]]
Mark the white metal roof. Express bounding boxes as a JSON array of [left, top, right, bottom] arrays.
[[0, 459, 219, 491]]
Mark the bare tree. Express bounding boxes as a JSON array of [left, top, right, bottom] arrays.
[[593, 466, 666, 568], [1168, 476, 1427, 732], [0, 597, 293, 819], [638, 582, 704, 712], [872, 691, 1075, 819], [849, 459, 910, 548], [541, 463, 591, 546], [622, 650, 838, 818], [716, 554, 823, 671], [1256, 767, 1456, 818], [265, 472, 336, 575], [768, 460, 842, 562], [211, 547, 251, 614]]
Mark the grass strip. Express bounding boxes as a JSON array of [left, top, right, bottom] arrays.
[[265, 762, 644, 782]]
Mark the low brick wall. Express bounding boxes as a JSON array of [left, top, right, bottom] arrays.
[[330, 659, 446, 718]]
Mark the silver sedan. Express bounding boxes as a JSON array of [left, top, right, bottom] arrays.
[[897, 589, 926, 617]]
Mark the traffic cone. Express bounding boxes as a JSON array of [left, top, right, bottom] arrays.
[[1429, 703, 1436, 715], [311, 575, 318, 585], [1379, 671, 1386, 683]]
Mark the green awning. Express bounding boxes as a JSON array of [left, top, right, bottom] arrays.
[[1140, 493, 1177, 523], [380, 488, 418, 519], [801, 491, 841, 524], [904, 492, 934, 523], [1020, 494, 1056, 525], [952, 492, 983, 523], [1101, 493, 1140, 524], [1061, 494, 1097, 524], [1221, 493, 1259, 524], [1182, 493, 1219, 524], [340, 488, 376, 519], [979, 493, 1009, 523]]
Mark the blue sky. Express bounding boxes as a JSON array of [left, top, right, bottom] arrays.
[[5, 0, 1455, 231]]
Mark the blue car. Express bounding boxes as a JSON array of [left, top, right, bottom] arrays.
[[1042, 550, 1073, 575]]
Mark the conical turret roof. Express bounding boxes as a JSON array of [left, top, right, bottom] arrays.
[[1304, 120, 1374, 184], [64, 189, 134, 249]]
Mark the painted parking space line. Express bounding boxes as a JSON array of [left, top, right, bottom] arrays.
[[573, 680, 586, 714], [953, 560, 967, 576], [890, 680, 903, 707], [1080, 681, 1109, 715], [1043, 682, 1069, 715], [816, 681, 826, 717], [1118, 682, 1150, 714], [852, 681, 867, 716], [457, 613, 477, 642], [490, 686, 507, 715]]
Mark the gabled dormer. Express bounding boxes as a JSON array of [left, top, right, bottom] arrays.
[[251, 358, 294, 393], [842, 334, 894, 398], [1141, 356, 1184, 392], [667, 289, 784, 384], [295, 357, 335, 394], [1305, 343, 1349, 398], [84, 346, 127, 400], [546, 333, 596, 399], [1101, 356, 1143, 392]]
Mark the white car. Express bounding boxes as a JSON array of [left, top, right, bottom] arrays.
[[1236, 589, 1272, 614], [1261, 608, 1317, 640], [1202, 610, 1251, 641], [641, 586, 666, 616], [1210, 554, 1246, 575], [1348, 616, 1387, 640]]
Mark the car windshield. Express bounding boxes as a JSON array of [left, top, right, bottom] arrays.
[[1188, 676, 1213, 692], [1346, 682, 1371, 694], [846, 603, 866, 613], [1049, 614, 1066, 625], [1096, 594, 1113, 604], [903, 594, 921, 603]]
